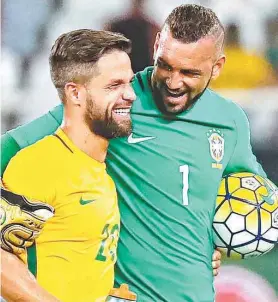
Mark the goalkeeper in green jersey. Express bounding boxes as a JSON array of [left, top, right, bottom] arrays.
[[1, 4, 267, 302]]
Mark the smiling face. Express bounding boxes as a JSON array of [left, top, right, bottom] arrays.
[[152, 26, 225, 114], [83, 50, 136, 139]]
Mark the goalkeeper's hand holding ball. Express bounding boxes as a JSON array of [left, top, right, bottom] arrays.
[[0, 186, 54, 254]]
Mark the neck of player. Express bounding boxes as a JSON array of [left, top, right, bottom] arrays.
[[61, 119, 108, 163]]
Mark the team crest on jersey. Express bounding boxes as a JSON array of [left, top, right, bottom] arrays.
[[207, 129, 224, 169]]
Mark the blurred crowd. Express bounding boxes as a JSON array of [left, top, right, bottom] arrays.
[[2, 0, 278, 89], [2, 0, 278, 183]]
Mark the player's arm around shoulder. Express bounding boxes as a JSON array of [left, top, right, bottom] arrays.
[[1, 104, 63, 177], [1, 132, 21, 177]]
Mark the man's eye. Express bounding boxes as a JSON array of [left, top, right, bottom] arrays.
[[157, 60, 171, 71], [189, 73, 201, 78], [108, 83, 121, 89], [180, 70, 201, 78]]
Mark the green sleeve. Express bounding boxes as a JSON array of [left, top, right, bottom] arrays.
[[1, 105, 63, 176], [1, 133, 21, 176], [224, 105, 266, 177]]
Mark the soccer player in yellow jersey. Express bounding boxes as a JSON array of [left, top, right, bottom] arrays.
[[1, 29, 136, 302]]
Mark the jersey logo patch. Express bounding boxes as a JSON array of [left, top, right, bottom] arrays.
[[79, 197, 97, 205], [127, 133, 155, 144], [207, 129, 224, 169]]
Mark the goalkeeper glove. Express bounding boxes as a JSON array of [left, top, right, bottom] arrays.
[[0, 187, 54, 254]]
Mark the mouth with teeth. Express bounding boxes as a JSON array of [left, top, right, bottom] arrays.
[[113, 107, 131, 117], [164, 88, 188, 104], [165, 88, 186, 98], [158, 86, 191, 113]]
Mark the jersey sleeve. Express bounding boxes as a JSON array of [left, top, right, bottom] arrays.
[[1, 105, 63, 177], [1, 133, 21, 176], [2, 150, 56, 205], [224, 105, 266, 177]]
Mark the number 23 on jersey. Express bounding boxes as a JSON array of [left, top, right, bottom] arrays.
[[96, 223, 119, 262]]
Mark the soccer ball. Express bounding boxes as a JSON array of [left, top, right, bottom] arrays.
[[213, 172, 278, 259]]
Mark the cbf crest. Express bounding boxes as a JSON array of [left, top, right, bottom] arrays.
[[207, 129, 224, 169]]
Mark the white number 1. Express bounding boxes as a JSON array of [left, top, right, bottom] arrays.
[[180, 165, 189, 206]]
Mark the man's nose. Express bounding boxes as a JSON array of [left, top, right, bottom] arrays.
[[123, 85, 136, 102], [166, 72, 184, 90]]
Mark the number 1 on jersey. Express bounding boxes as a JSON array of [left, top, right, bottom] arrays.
[[180, 165, 189, 206]]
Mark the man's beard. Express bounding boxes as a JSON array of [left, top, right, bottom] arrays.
[[84, 98, 132, 139], [151, 74, 213, 115]]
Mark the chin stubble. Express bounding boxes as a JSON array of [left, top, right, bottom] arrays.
[[85, 106, 132, 139]]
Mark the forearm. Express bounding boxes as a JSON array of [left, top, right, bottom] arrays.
[[1, 249, 60, 302]]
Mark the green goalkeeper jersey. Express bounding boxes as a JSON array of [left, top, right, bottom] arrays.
[[1, 67, 265, 302]]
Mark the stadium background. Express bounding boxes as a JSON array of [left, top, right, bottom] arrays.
[[1, 0, 278, 301]]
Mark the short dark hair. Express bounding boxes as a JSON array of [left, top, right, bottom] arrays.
[[164, 4, 224, 48], [49, 29, 132, 100]]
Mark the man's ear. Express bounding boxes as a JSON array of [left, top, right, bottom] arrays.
[[153, 32, 161, 61], [211, 55, 226, 80], [64, 82, 86, 106]]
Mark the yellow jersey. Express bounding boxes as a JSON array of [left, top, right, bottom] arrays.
[[3, 128, 120, 302]]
